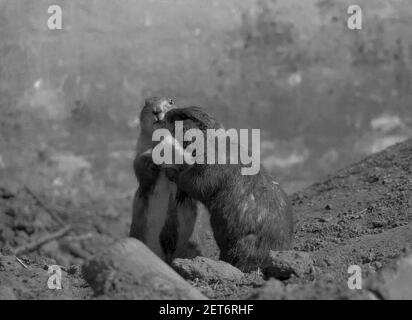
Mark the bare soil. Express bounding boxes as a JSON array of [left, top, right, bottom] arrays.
[[1, 139, 411, 299]]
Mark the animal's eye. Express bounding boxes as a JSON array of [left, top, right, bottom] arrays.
[[192, 150, 196, 157], [169, 99, 174, 105]]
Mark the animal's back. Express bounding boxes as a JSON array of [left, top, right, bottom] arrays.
[[178, 161, 294, 271]]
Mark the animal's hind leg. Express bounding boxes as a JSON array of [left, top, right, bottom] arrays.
[[172, 198, 198, 259], [229, 234, 270, 272]]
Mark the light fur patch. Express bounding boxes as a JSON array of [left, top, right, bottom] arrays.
[[158, 134, 195, 167], [145, 170, 177, 260]]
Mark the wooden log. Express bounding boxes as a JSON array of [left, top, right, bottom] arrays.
[[82, 238, 207, 300]]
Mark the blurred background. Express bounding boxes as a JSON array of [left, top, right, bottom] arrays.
[[0, 0, 411, 224]]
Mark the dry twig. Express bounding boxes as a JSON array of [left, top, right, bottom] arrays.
[[13, 226, 72, 255], [23, 185, 65, 226], [15, 256, 28, 269]]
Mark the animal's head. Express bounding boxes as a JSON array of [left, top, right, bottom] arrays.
[[163, 106, 222, 135], [139, 97, 175, 134], [153, 106, 224, 169]]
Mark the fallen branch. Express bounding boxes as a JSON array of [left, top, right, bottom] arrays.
[[23, 185, 65, 226], [82, 238, 207, 299], [13, 226, 72, 256], [64, 233, 94, 242], [15, 256, 28, 269], [62, 242, 91, 260]]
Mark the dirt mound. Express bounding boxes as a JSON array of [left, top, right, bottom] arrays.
[[293, 139, 412, 280], [0, 139, 411, 299], [191, 139, 412, 298], [0, 253, 91, 300]]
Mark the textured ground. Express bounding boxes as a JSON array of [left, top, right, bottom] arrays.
[[0, 139, 411, 299]]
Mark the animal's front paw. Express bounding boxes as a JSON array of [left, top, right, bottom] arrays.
[[165, 168, 179, 182], [134, 153, 160, 190]]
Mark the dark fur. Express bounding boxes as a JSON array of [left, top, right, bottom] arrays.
[[161, 107, 295, 271]]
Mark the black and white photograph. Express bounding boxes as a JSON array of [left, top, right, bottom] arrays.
[[0, 0, 411, 307]]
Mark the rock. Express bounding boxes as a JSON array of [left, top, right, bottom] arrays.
[[172, 257, 244, 282], [82, 238, 207, 300], [263, 251, 314, 280], [371, 261, 382, 270], [366, 254, 412, 299]]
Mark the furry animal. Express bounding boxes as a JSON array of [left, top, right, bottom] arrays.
[[130, 97, 218, 262], [154, 106, 294, 271]]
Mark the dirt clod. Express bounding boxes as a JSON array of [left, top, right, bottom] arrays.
[[263, 251, 314, 281], [172, 257, 244, 283]]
